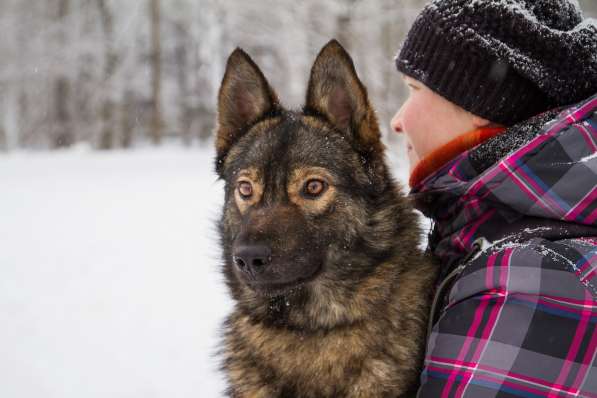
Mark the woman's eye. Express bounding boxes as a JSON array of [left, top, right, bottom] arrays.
[[237, 181, 253, 199], [303, 179, 327, 198]]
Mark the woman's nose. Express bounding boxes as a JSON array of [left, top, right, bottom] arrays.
[[390, 107, 404, 134]]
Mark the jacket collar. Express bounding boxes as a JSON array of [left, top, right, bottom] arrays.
[[409, 126, 506, 188]]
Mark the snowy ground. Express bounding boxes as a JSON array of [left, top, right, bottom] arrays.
[[0, 144, 412, 397]]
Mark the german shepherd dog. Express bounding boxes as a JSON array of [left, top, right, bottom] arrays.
[[215, 40, 437, 398]]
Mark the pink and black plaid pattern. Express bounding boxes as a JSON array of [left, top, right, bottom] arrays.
[[412, 94, 597, 397]]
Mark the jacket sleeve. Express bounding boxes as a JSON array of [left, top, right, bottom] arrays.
[[416, 238, 597, 397]]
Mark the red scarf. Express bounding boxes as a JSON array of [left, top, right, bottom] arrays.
[[409, 126, 506, 188]]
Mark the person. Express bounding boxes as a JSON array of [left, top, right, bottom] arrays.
[[391, 0, 597, 396]]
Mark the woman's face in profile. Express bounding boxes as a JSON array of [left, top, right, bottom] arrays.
[[390, 75, 487, 171]]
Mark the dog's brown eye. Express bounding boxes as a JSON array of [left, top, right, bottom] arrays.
[[238, 181, 253, 199], [303, 179, 327, 198]]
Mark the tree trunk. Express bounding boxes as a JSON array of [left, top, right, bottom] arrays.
[[0, 88, 6, 152], [52, 0, 73, 148], [0, 128, 6, 152], [175, 22, 192, 146], [120, 90, 134, 148], [149, 0, 162, 145], [17, 91, 28, 147], [335, 0, 357, 51], [96, 0, 117, 150], [54, 77, 72, 148]]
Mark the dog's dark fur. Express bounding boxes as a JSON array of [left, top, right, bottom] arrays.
[[215, 40, 438, 398]]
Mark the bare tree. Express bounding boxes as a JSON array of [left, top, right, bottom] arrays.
[[336, 0, 357, 51], [96, 0, 118, 149], [120, 89, 135, 148], [0, 84, 6, 152], [149, 0, 163, 145], [173, 21, 192, 146], [52, 0, 74, 148]]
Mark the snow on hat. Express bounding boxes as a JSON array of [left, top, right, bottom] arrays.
[[395, 0, 597, 125]]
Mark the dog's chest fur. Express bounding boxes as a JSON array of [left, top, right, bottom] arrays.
[[223, 262, 432, 398], [225, 318, 405, 397]]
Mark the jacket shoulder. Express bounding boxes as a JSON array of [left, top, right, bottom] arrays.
[[448, 237, 597, 306], [421, 236, 597, 398]]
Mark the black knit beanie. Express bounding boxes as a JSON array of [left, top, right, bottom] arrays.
[[395, 0, 597, 126]]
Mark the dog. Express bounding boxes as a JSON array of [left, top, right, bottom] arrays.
[[214, 39, 438, 398]]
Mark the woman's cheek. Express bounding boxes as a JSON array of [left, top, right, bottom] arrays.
[[404, 135, 420, 170], [407, 148, 420, 170]]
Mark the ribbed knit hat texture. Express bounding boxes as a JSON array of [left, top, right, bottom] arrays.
[[396, 0, 597, 125]]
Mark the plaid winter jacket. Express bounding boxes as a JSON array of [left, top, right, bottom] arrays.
[[412, 94, 597, 397]]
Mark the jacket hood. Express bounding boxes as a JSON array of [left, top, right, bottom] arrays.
[[410, 93, 597, 269]]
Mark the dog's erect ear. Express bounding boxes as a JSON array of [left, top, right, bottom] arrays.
[[305, 40, 382, 153], [215, 48, 279, 172]]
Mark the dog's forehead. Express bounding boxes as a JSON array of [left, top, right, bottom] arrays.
[[226, 113, 356, 178]]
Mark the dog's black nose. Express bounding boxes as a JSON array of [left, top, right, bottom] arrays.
[[233, 244, 271, 276]]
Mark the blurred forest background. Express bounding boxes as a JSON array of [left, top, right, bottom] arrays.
[[0, 0, 595, 152]]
